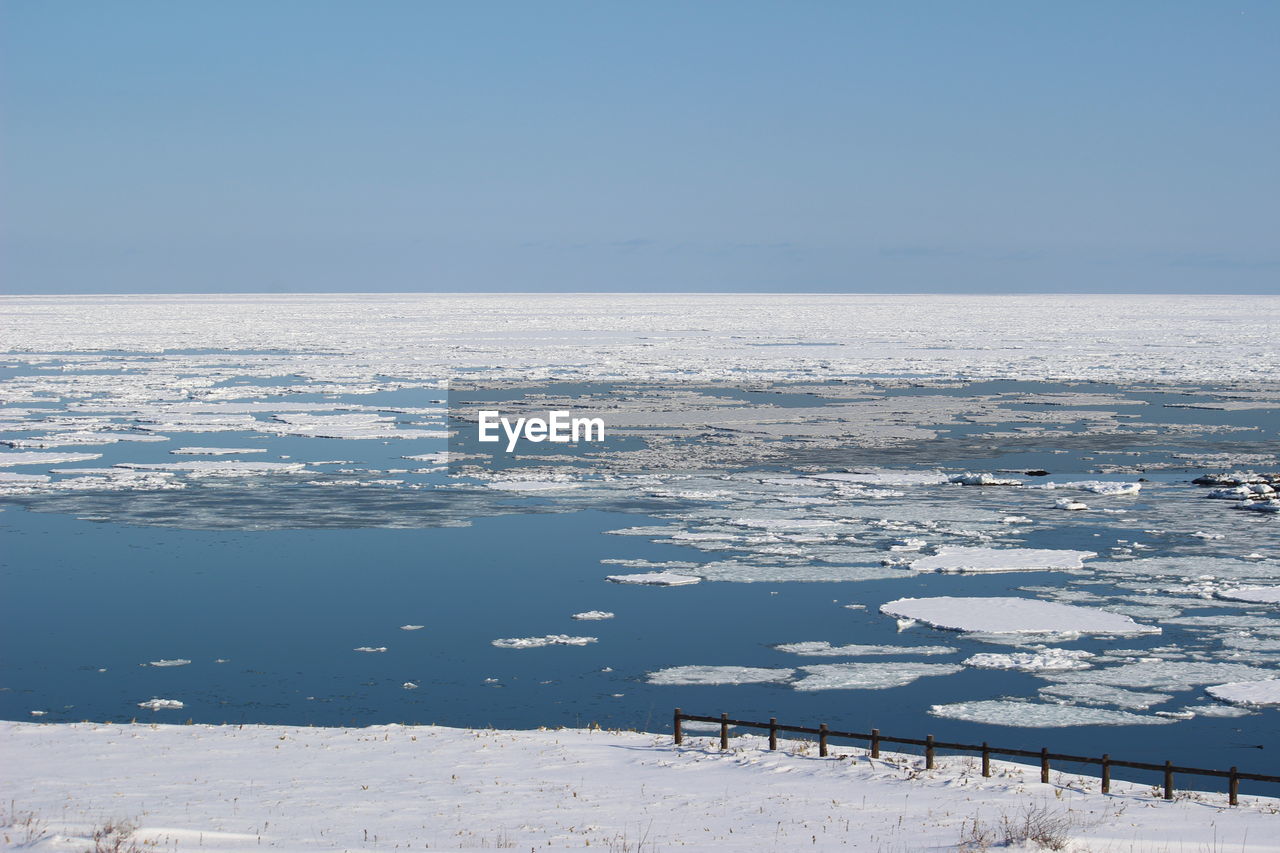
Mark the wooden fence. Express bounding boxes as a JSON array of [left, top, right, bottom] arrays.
[[672, 709, 1278, 806]]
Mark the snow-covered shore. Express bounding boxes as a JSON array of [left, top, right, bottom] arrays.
[[3, 721, 1276, 851]]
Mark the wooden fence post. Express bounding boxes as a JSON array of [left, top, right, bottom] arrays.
[[925, 735, 935, 770], [768, 718, 778, 751], [1164, 761, 1174, 800], [1101, 754, 1111, 794], [673, 708, 683, 745], [981, 742, 990, 778], [870, 728, 880, 759], [819, 724, 829, 758], [1040, 748, 1050, 784], [719, 713, 729, 751], [1229, 767, 1239, 806]]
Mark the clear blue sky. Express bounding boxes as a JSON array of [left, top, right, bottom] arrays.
[[2, 1, 1276, 293]]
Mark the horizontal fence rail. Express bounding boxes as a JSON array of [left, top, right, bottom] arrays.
[[672, 709, 1277, 806]]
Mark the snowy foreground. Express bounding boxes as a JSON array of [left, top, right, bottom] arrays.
[[3, 722, 1276, 852]]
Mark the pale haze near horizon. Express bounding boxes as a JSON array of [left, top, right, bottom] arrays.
[[2, 1, 1277, 295]]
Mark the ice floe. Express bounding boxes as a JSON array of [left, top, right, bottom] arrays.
[[1037, 481, 1142, 495], [570, 611, 615, 620], [491, 635, 598, 649], [930, 700, 1175, 727], [646, 665, 794, 685], [949, 472, 1023, 486], [791, 662, 961, 691], [811, 469, 948, 487], [606, 571, 701, 586], [1037, 682, 1172, 710], [881, 596, 1160, 636], [1205, 680, 1280, 707], [147, 659, 191, 668], [171, 447, 268, 455], [137, 698, 185, 711], [1216, 587, 1280, 605], [963, 649, 1095, 672], [773, 641, 958, 657], [1044, 660, 1274, 691], [909, 546, 1095, 574], [0, 451, 101, 467]]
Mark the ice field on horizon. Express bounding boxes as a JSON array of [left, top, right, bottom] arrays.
[[1, 293, 1278, 779]]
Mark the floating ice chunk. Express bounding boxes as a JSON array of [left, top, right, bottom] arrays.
[[400, 625, 425, 631], [606, 571, 701, 586], [137, 698, 184, 711], [485, 480, 584, 492], [147, 659, 191, 668], [694, 560, 908, 583], [0, 451, 101, 467], [1038, 480, 1141, 495], [170, 447, 268, 455], [571, 611, 615, 620], [930, 699, 1175, 727], [792, 662, 961, 691], [910, 546, 1095, 574], [1054, 498, 1088, 510], [353, 646, 387, 653], [646, 665, 794, 685], [403, 452, 449, 464], [811, 469, 949, 487], [1038, 682, 1172, 709], [1003, 515, 1033, 524], [1206, 680, 1280, 707], [402, 682, 419, 690], [773, 641, 957, 657], [964, 649, 1094, 672], [1215, 587, 1280, 604], [0, 472, 49, 483], [949, 472, 1022, 486], [888, 538, 927, 552], [881, 596, 1160, 636], [4, 432, 168, 449], [267, 413, 447, 440], [1181, 703, 1254, 718], [491, 635, 597, 649], [29, 710, 47, 717], [117, 461, 307, 476], [728, 517, 842, 531], [1046, 661, 1271, 691], [1237, 499, 1280, 513]]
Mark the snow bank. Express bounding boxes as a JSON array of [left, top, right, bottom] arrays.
[[5, 719, 1277, 852], [881, 596, 1160, 636]]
